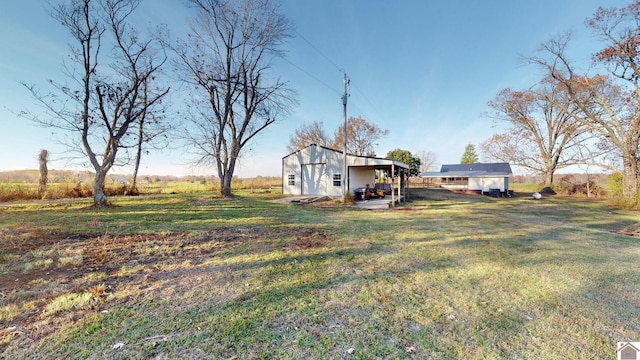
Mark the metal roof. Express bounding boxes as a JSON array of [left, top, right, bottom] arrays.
[[420, 163, 512, 178], [283, 144, 409, 169]]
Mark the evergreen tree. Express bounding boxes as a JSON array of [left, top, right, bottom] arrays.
[[460, 143, 479, 164]]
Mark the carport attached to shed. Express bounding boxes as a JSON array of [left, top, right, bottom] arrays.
[[282, 144, 409, 199]]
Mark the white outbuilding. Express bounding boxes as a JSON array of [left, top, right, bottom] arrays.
[[282, 144, 409, 198], [420, 163, 513, 196]]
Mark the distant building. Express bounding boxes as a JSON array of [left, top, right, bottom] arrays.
[[420, 163, 512, 195]]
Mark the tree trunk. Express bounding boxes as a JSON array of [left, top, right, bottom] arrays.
[[622, 153, 639, 201], [130, 78, 148, 195], [93, 170, 108, 207], [130, 149, 141, 194], [542, 165, 556, 189], [542, 171, 554, 189], [220, 173, 233, 197], [38, 149, 49, 199], [130, 122, 143, 194]]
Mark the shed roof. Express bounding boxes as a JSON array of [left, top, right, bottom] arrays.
[[283, 144, 409, 170]]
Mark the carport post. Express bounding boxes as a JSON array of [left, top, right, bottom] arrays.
[[391, 163, 395, 207], [398, 171, 402, 203], [404, 170, 408, 202]]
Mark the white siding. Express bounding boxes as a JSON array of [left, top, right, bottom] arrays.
[[282, 145, 340, 196], [481, 177, 507, 192], [349, 167, 375, 195], [469, 177, 483, 191], [301, 164, 326, 195]]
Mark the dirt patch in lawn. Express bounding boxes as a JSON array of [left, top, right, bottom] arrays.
[[0, 226, 332, 350]]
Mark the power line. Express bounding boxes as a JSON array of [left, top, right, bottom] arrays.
[[281, 57, 342, 96], [350, 81, 382, 120], [288, 30, 386, 125], [294, 29, 343, 73]]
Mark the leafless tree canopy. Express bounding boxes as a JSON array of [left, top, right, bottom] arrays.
[[286, 120, 330, 154], [22, 0, 169, 206], [529, 29, 640, 200], [174, 0, 295, 197], [331, 116, 389, 157], [415, 150, 439, 173], [481, 77, 591, 186], [287, 117, 389, 157]]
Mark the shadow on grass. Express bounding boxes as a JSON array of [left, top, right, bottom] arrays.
[[3, 192, 640, 359]]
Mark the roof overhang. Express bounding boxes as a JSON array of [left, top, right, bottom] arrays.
[[346, 154, 409, 172]]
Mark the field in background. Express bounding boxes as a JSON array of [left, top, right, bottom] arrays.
[[0, 170, 281, 202], [1, 168, 615, 203], [1, 189, 639, 359]]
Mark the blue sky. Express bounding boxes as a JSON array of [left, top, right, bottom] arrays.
[[0, 0, 629, 177]]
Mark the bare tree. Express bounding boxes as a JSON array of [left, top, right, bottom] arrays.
[[331, 116, 389, 156], [530, 31, 640, 201], [286, 120, 330, 153], [38, 149, 49, 199], [22, 0, 169, 206], [415, 150, 438, 173], [173, 0, 295, 197], [482, 78, 589, 187], [129, 77, 171, 194]]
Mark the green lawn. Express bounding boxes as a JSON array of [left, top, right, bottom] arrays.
[[1, 190, 638, 359]]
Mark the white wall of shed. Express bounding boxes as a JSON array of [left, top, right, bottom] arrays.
[[301, 164, 327, 195], [282, 145, 343, 196], [348, 167, 376, 194]]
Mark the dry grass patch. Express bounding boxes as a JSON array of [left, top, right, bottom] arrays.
[[0, 224, 335, 357], [0, 191, 639, 359]]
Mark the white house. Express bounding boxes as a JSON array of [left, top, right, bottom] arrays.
[[282, 144, 409, 197], [420, 163, 513, 195]]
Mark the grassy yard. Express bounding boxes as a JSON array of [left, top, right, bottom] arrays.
[[0, 190, 639, 359]]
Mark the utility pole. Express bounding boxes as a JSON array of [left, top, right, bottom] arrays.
[[341, 73, 348, 203]]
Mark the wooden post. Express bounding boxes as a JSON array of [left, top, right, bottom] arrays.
[[398, 170, 402, 203], [391, 163, 395, 208], [341, 73, 348, 203]]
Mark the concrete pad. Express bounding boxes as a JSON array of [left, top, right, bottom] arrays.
[[353, 198, 391, 210]]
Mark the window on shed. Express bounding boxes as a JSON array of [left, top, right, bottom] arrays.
[[287, 174, 295, 185], [333, 174, 341, 186]]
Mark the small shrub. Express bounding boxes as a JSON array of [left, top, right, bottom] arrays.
[[552, 176, 602, 197], [343, 191, 356, 205]]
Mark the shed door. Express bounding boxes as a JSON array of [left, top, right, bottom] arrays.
[[301, 164, 327, 195]]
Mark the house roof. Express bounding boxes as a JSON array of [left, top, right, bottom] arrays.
[[420, 162, 512, 178]]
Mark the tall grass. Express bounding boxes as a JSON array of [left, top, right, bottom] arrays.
[[0, 176, 282, 202]]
